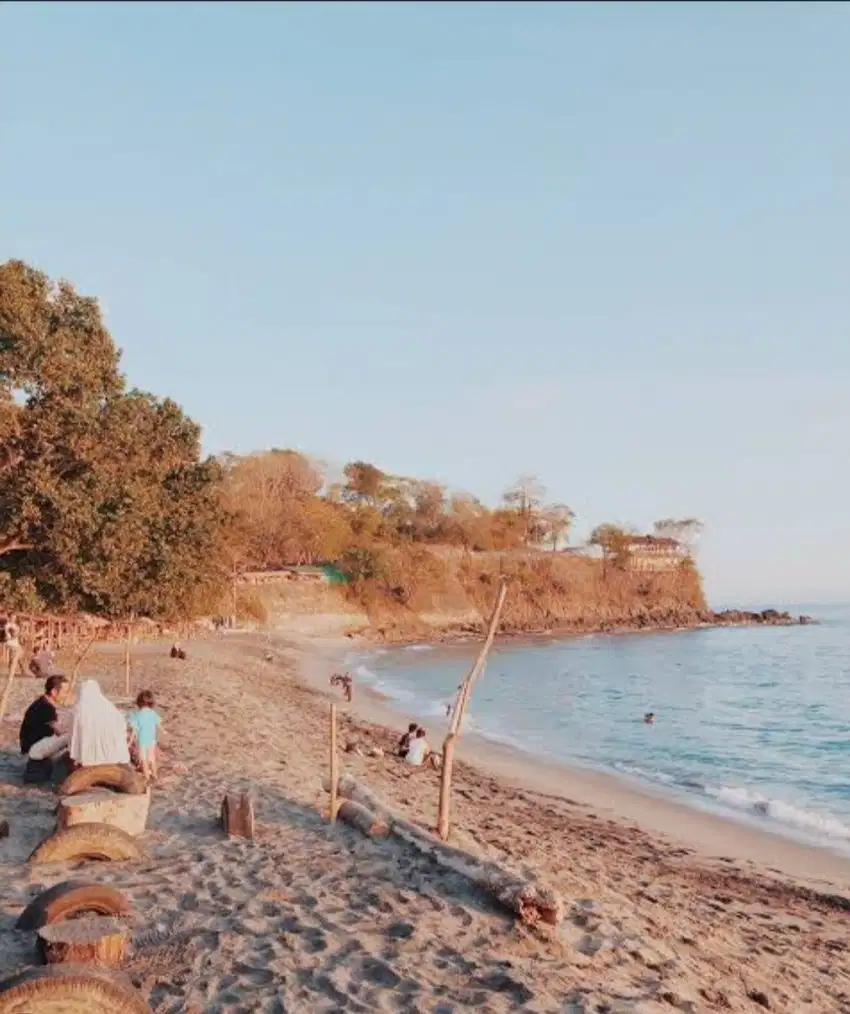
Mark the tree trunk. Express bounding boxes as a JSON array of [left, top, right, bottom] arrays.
[[220, 792, 255, 840], [37, 917, 129, 966], [336, 800, 389, 838], [324, 774, 563, 927]]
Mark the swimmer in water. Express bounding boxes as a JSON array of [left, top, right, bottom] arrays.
[[644, 712, 656, 725]]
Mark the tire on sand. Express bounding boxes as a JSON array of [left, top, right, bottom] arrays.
[[28, 823, 141, 865], [16, 880, 132, 930], [59, 765, 147, 798], [0, 965, 151, 1013]]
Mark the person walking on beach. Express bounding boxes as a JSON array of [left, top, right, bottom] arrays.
[[128, 689, 162, 783], [4, 615, 23, 678]]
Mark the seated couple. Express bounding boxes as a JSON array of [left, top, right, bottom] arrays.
[[397, 722, 441, 770], [20, 676, 132, 769]]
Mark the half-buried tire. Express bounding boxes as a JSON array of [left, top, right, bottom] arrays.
[[59, 764, 147, 798], [16, 880, 132, 930], [28, 823, 141, 865], [0, 965, 151, 1013]]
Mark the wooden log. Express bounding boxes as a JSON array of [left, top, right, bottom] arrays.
[[37, 917, 129, 966], [324, 773, 563, 927], [337, 799, 389, 839], [220, 791, 255, 840], [57, 789, 151, 838]]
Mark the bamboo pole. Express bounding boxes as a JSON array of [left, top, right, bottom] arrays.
[[329, 702, 339, 822], [0, 665, 15, 727], [437, 580, 508, 841], [64, 632, 99, 699], [123, 620, 133, 697]]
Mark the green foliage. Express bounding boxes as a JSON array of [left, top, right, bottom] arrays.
[[0, 260, 229, 619]]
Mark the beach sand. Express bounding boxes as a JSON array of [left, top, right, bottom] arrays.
[[0, 632, 848, 1013]]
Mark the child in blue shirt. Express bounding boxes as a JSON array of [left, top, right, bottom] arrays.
[[128, 689, 162, 783]]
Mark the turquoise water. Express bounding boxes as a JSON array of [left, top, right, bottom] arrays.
[[344, 604, 850, 854]]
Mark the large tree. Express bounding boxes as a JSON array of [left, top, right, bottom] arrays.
[[0, 259, 229, 617]]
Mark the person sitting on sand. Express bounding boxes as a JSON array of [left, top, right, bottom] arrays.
[[170, 643, 187, 660], [397, 722, 418, 758], [69, 679, 131, 768], [20, 675, 70, 761], [405, 727, 440, 770], [28, 641, 57, 680]]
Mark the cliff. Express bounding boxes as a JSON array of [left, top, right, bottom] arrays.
[[239, 549, 737, 642]]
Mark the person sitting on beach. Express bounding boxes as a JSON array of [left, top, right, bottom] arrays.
[[69, 679, 131, 768], [28, 642, 57, 680], [405, 727, 440, 770], [397, 722, 418, 759], [127, 689, 162, 783], [170, 643, 187, 660], [19, 675, 70, 761]]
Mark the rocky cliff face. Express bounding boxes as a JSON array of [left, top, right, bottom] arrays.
[[242, 551, 753, 641]]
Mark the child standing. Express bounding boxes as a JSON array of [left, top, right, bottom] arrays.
[[128, 690, 162, 783]]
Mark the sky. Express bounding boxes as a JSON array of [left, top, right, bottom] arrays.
[[2, 1, 849, 604]]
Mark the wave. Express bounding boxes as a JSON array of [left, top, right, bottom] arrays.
[[614, 763, 850, 843]]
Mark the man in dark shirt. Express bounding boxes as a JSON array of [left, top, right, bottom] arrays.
[[19, 675, 67, 756]]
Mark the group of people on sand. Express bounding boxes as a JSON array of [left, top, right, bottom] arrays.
[[19, 675, 164, 783], [397, 722, 440, 770]]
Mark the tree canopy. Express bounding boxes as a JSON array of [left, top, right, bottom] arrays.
[[0, 260, 228, 617]]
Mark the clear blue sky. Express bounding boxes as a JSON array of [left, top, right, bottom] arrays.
[[3, 2, 849, 604]]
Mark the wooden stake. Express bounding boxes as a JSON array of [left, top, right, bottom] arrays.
[[65, 632, 99, 699], [0, 666, 15, 728], [437, 580, 508, 841], [329, 702, 339, 822], [123, 620, 133, 698]]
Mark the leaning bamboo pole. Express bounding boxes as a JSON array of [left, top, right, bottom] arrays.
[[64, 632, 99, 699], [436, 581, 508, 841]]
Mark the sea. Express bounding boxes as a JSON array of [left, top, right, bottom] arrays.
[[342, 603, 850, 856]]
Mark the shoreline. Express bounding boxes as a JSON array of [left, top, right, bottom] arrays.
[[289, 632, 850, 891], [353, 610, 816, 649]]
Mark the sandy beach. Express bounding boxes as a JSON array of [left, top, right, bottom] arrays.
[[1, 632, 849, 1013]]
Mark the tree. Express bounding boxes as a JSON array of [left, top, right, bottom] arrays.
[[588, 523, 633, 569], [502, 474, 546, 547], [0, 260, 230, 617], [341, 461, 386, 506], [538, 503, 575, 551]]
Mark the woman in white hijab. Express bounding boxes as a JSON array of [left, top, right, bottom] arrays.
[[69, 679, 130, 767]]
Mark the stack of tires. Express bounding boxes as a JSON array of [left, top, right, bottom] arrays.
[[0, 764, 152, 1012]]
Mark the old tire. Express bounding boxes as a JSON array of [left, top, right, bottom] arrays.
[[0, 965, 150, 1013], [59, 765, 147, 798], [16, 880, 132, 930], [28, 823, 141, 865]]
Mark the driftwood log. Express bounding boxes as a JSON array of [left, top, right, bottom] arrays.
[[337, 799, 389, 838], [37, 917, 129, 966], [220, 792, 255, 840], [324, 773, 563, 927]]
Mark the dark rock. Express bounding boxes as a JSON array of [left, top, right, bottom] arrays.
[[747, 989, 771, 1008]]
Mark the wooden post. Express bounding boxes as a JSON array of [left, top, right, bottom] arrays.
[[0, 665, 15, 728], [329, 702, 339, 822], [436, 580, 508, 841], [123, 620, 133, 698], [65, 632, 98, 699]]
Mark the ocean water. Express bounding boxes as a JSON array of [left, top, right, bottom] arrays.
[[344, 603, 850, 855]]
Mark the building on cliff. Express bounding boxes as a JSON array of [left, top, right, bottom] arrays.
[[622, 535, 687, 571]]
